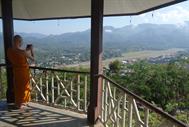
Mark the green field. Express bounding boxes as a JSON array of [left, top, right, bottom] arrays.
[[61, 48, 184, 69], [103, 48, 184, 66]]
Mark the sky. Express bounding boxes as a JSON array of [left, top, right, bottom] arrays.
[[1, 0, 189, 35]]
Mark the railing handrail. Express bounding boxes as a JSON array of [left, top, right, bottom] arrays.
[[98, 74, 188, 127], [30, 66, 89, 74], [0, 63, 6, 67], [0, 63, 90, 74], [1, 63, 187, 126]]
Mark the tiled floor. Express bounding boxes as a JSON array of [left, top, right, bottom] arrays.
[[0, 101, 89, 127]]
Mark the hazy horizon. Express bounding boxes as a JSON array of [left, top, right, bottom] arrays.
[[0, 1, 188, 35], [5, 21, 188, 36]]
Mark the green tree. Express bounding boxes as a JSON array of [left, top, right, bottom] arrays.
[[109, 60, 122, 73], [108, 60, 189, 114]]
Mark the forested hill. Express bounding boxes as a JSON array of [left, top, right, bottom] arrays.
[[0, 22, 189, 51]]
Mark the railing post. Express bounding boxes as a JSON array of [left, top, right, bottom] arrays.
[[0, 66, 2, 98], [45, 74, 49, 103], [57, 81, 60, 95], [51, 75, 54, 103], [70, 81, 73, 104], [1, 0, 15, 103], [128, 97, 133, 127], [122, 94, 127, 127], [100, 78, 105, 122], [77, 74, 81, 110], [144, 108, 149, 127], [88, 0, 104, 124], [84, 75, 88, 112], [104, 80, 108, 122], [40, 77, 43, 99]]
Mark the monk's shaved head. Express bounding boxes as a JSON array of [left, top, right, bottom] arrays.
[[14, 35, 22, 42], [13, 35, 23, 48]]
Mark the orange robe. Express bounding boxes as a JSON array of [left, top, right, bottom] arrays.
[[7, 48, 31, 106]]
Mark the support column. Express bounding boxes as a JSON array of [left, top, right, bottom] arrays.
[[1, 0, 14, 103], [88, 0, 104, 124]]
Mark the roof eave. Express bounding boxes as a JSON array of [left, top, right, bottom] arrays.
[[0, 0, 186, 21]]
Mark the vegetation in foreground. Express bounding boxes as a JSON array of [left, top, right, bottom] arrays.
[[107, 59, 189, 124]]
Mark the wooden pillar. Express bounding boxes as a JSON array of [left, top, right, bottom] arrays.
[[88, 0, 104, 124], [1, 0, 15, 103]]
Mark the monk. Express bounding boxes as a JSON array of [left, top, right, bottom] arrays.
[[7, 35, 34, 109]]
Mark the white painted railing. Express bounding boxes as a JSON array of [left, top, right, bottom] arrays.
[[0, 64, 188, 127], [0, 64, 3, 98], [98, 74, 188, 127], [29, 66, 89, 113], [0, 64, 6, 99]]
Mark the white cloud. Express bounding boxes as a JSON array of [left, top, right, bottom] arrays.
[[133, 6, 189, 25], [105, 29, 113, 33], [153, 6, 189, 24]]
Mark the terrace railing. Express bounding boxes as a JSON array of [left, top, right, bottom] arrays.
[[98, 74, 188, 127], [29, 66, 90, 113], [0, 63, 6, 99], [0, 64, 188, 127], [0, 64, 90, 113]]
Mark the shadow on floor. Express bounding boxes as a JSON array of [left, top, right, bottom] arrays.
[[0, 101, 89, 127]]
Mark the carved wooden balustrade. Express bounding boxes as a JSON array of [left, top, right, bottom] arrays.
[[98, 74, 188, 127], [29, 66, 90, 113], [0, 64, 6, 99], [0, 64, 188, 127]]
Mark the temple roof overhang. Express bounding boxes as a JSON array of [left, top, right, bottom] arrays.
[[0, 0, 186, 20]]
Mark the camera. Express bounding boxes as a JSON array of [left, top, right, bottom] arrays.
[[26, 44, 34, 57], [26, 44, 32, 49]]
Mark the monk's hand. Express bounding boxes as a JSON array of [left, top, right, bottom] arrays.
[[30, 63, 36, 67], [32, 57, 35, 62]]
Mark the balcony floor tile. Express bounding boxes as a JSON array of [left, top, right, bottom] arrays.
[[0, 101, 90, 127]]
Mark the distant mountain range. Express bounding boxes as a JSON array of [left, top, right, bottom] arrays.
[[1, 22, 189, 51]]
